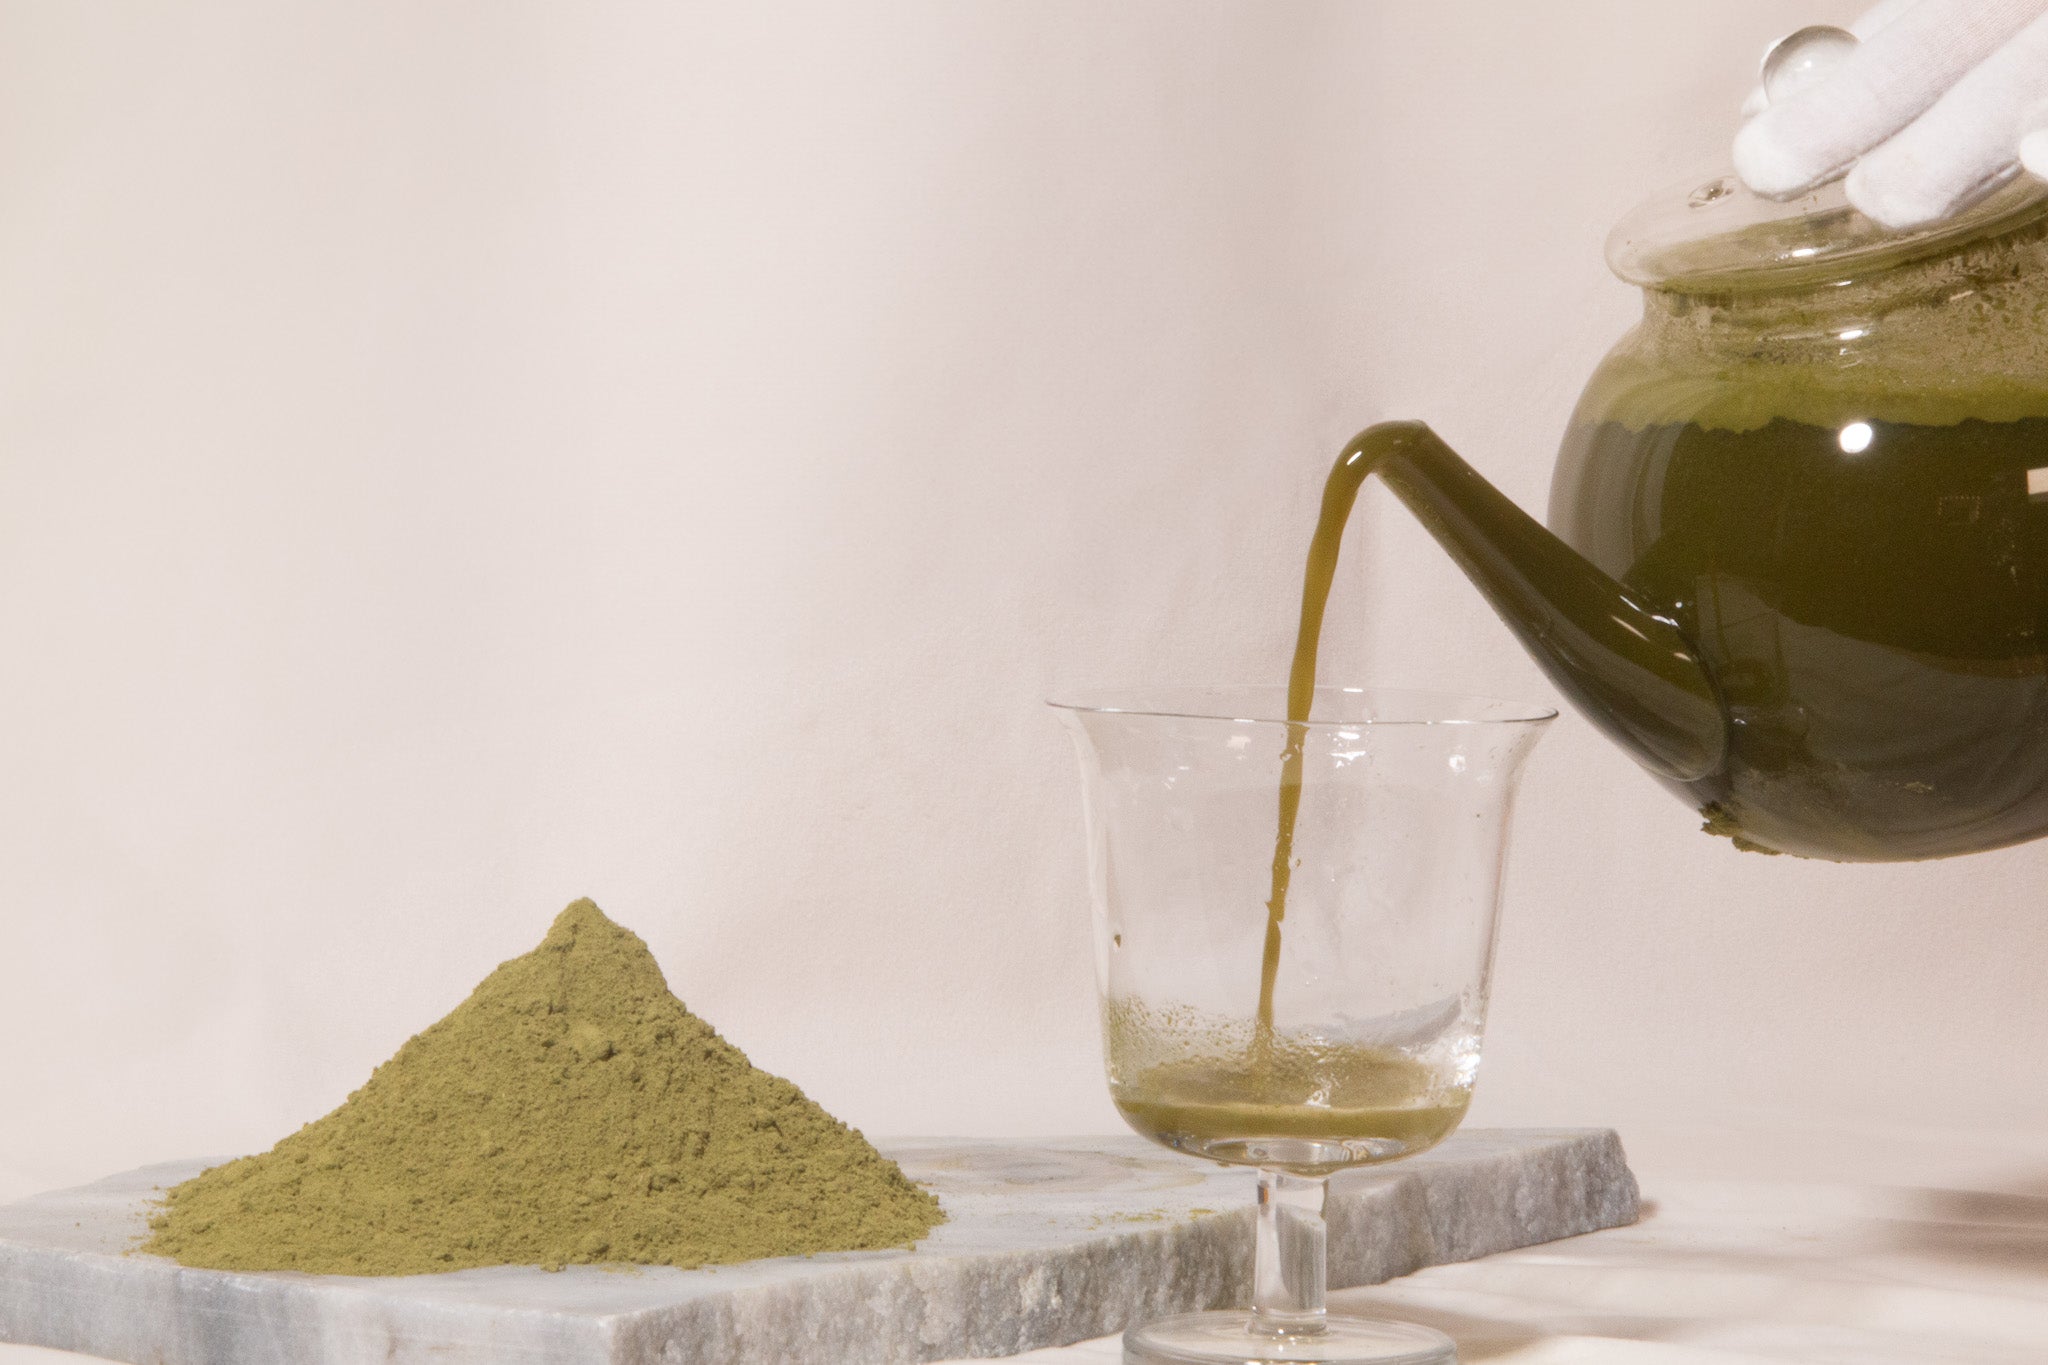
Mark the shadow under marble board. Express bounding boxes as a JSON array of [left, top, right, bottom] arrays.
[[0, 1131, 1637, 1365]]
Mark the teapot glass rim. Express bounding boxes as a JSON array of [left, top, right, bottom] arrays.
[[1607, 166, 2048, 296]]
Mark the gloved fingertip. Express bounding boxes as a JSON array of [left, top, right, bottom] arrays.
[[1844, 160, 1951, 232], [1733, 114, 1827, 199], [2021, 129, 2048, 183], [1739, 86, 1769, 119]]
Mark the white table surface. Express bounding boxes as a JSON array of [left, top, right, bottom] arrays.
[[6, 1123, 2045, 1364]]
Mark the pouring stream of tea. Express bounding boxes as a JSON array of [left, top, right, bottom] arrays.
[[1255, 429, 1383, 1052]]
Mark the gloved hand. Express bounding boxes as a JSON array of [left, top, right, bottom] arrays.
[[1733, 0, 2048, 230]]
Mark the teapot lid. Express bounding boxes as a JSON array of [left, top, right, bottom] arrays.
[[1607, 169, 2048, 294]]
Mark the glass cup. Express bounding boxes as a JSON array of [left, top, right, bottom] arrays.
[[1050, 685, 1554, 1365]]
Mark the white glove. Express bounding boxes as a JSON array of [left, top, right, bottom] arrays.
[[1733, 0, 2048, 230]]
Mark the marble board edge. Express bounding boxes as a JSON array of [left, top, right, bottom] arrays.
[[0, 1129, 1639, 1365]]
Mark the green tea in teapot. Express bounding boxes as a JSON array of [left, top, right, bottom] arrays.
[[1556, 407, 2048, 861]]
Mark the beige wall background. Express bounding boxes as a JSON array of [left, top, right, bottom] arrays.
[[6, 0, 2036, 1208]]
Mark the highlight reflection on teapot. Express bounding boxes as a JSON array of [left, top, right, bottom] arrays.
[[1342, 172, 2048, 861]]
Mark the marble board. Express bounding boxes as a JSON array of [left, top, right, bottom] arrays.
[[0, 1130, 1637, 1365]]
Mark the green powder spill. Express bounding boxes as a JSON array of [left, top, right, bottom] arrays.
[[141, 898, 944, 1275]]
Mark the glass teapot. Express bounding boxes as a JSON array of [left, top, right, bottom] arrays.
[[1365, 171, 2048, 861]]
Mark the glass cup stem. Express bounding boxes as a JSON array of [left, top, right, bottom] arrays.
[[1251, 1170, 1328, 1337]]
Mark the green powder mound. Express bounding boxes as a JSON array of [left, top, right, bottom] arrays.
[[140, 899, 944, 1275]]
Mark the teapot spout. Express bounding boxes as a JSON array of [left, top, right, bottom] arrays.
[[1353, 422, 1726, 782]]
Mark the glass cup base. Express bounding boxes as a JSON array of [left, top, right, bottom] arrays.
[[1124, 1311, 1456, 1365]]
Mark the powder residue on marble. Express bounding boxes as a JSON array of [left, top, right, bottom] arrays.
[[140, 898, 943, 1276]]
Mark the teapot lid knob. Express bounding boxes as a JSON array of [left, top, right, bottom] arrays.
[[1759, 25, 1858, 108]]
